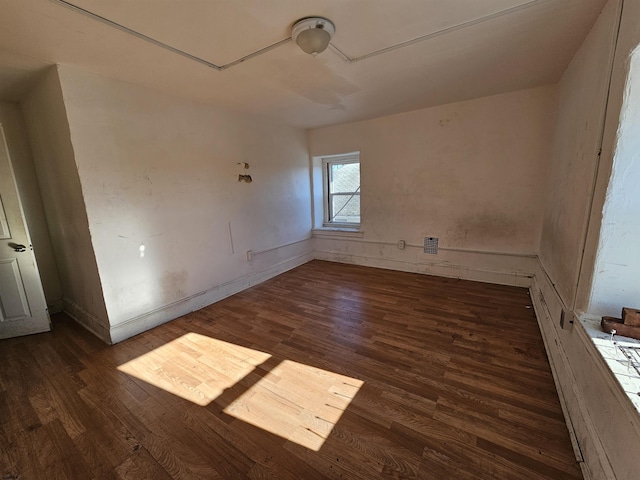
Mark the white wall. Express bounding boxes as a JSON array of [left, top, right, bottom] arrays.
[[309, 86, 556, 285], [21, 67, 110, 340], [0, 101, 61, 310], [538, 0, 620, 310], [589, 0, 640, 317], [54, 66, 312, 342]]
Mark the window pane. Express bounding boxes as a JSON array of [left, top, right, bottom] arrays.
[[331, 194, 360, 223], [330, 163, 360, 194]]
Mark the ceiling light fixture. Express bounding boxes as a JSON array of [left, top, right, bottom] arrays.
[[291, 17, 335, 57]]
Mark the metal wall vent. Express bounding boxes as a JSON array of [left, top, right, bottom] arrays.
[[424, 237, 438, 254]]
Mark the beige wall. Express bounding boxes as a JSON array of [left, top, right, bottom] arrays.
[[54, 66, 312, 340], [308, 86, 555, 284], [538, 0, 620, 310], [21, 67, 110, 340], [0, 101, 61, 310], [310, 86, 556, 254]]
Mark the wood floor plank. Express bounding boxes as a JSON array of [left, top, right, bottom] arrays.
[[114, 446, 173, 480], [0, 260, 583, 479], [39, 419, 95, 479], [433, 396, 578, 475]]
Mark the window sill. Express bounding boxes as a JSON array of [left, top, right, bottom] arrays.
[[312, 227, 364, 239], [579, 315, 640, 414]]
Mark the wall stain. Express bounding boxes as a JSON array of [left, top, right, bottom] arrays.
[[160, 270, 188, 302], [450, 213, 518, 246]]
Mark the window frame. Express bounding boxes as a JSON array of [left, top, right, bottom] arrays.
[[322, 154, 361, 228]]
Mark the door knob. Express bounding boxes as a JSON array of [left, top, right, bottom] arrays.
[[8, 243, 26, 252]]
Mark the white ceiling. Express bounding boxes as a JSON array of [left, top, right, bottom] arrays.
[[0, 0, 608, 128]]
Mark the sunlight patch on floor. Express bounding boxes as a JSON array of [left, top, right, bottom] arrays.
[[223, 359, 363, 451], [117, 333, 271, 406], [117, 333, 363, 450]]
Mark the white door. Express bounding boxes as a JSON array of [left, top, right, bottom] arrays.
[[0, 123, 50, 339]]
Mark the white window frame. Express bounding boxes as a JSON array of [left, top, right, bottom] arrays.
[[322, 153, 360, 228]]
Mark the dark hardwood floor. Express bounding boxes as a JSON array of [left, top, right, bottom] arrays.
[[0, 260, 583, 479]]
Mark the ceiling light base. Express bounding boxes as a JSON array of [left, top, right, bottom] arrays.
[[292, 17, 335, 56]]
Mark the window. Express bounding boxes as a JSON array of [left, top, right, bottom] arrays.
[[323, 154, 360, 227]]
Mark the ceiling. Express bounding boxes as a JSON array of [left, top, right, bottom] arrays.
[[0, 0, 608, 129]]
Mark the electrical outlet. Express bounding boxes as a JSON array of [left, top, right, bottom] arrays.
[[398, 240, 406, 250], [559, 309, 573, 329], [246, 250, 253, 261]]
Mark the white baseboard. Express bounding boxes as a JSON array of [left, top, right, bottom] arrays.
[[63, 297, 112, 344], [313, 240, 535, 287], [108, 251, 313, 344], [47, 298, 64, 314], [529, 259, 639, 480]]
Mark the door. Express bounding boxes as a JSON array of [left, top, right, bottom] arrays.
[[0, 123, 50, 339]]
